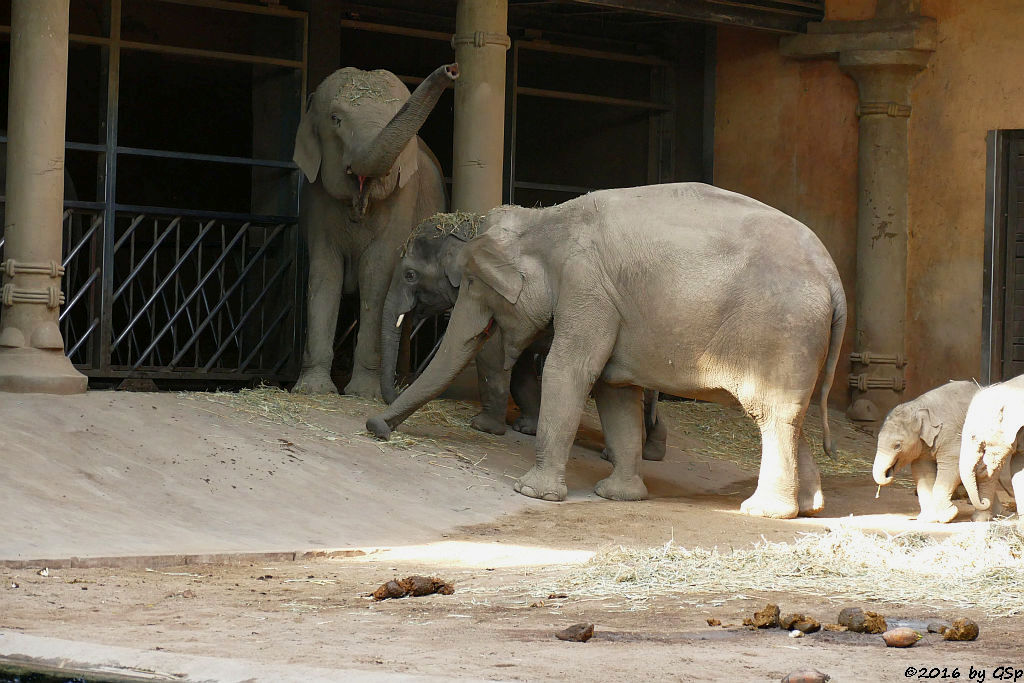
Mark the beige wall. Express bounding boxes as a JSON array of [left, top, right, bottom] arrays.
[[714, 0, 1024, 405]]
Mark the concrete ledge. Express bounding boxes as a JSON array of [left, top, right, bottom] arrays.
[[0, 548, 370, 570]]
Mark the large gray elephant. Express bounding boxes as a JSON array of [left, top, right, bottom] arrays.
[[959, 373, 1024, 519], [378, 212, 667, 462], [367, 183, 846, 519], [872, 380, 980, 523], [290, 64, 458, 397]]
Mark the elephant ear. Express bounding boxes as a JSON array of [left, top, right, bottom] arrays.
[[293, 93, 321, 183], [459, 232, 524, 304], [916, 408, 942, 448], [396, 138, 419, 189], [442, 235, 465, 288]]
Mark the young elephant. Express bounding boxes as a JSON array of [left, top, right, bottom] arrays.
[[367, 183, 846, 518], [959, 373, 1024, 520], [379, 213, 667, 461], [872, 381, 980, 523]]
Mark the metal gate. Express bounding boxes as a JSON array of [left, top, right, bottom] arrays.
[[0, 0, 307, 385]]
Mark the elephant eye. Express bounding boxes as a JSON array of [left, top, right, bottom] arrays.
[[330, 112, 341, 126], [403, 269, 418, 283], [892, 442, 902, 452]]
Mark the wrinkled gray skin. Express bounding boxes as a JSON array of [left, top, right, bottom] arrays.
[[872, 380, 980, 523], [290, 64, 458, 398], [367, 183, 846, 518], [379, 215, 667, 462], [959, 373, 1024, 519]]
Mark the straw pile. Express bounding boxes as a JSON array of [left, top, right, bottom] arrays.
[[548, 523, 1024, 616]]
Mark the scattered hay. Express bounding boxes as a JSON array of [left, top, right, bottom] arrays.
[[178, 386, 515, 467], [656, 399, 882, 480], [545, 523, 1024, 616], [335, 71, 400, 104]]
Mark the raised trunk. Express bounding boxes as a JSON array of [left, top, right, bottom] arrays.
[[959, 446, 991, 510], [349, 63, 458, 179], [380, 277, 416, 404], [367, 296, 491, 440]]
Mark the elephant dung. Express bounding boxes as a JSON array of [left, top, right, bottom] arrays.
[[822, 623, 848, 632], [743, 603, 781, 629], [927, 621, 952, 634], [837, 607, 887, 634], [706, 618, 722, 627], [942, 618, 979, 641], [780, 614, 821, 634], [781, 670, 830, 683], [882, 627, 923, 648], [555, 623, 595, 642], [372, 575, 454, 601]]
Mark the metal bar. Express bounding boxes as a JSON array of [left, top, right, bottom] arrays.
[[112, 218, 218, 350], [333, 318, 359, 354], [118, 39, 303, 69], [516, 39, 672, 67], [112, 213, 147, 253], [702, 0, 822, 17], [66, 317, 100, 360], [204, 255, 294, 371], [98, 0, 122, 373], [114, 203, 297, 223], [516, 86, 670, 110], [61, 215, 102, 268], [238, 300, 294, 373], [340, 19, 451, 42], [130, 223, 249, 366], [112, 217, 182, 300], [155, 0, 307, 19], [169, 223, 288, 368], [508, 40, 519, 204], [514, 180, 594, 194], [415, 336, 444, 375], [982, 130, 1008, 385], [569, 0, 815, 32], [115, 145, 297, 169], [59, 269, 101, 322]]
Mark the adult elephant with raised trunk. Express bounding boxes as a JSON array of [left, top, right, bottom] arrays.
[[291, 63, 458, 397], [367, 183, 846, 519]]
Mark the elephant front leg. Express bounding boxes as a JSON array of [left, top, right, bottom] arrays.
[[740, 408, 802, 519], [514, 332, 613, 502], [1007, 451, 1024, 517], [910, 458, 937, 520], [509, 351, 542, 435], [797, 432, 824, 516], [641, 390, 667, 462], [593, 380, 648, 501], [347, 242, 398, 399], [920, 459, 960, 523], [470, 334, 509, 435], [293, 236, 343, 394]]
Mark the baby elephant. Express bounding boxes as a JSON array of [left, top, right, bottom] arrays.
[[873, 380, 980, 523], [959, 373, 1024, 521]]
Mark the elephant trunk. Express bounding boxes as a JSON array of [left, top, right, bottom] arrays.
[[959, 442, 991, 511], [367, 297, 491, 440], [872, 452, 895, 487], [380, 276, 416, 404], [349, 63, 458, 179]]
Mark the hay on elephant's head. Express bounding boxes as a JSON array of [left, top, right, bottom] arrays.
[[546, 523, 1024, 616], [402, 211, 483, 255], [334, 70, 400, 104]]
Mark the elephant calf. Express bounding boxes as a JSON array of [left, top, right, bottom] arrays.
[[872, 380, 980, 523], [368, 183, 846, 519], [959, 373, 1024, 520]]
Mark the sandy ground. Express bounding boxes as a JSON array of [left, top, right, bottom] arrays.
[[1, 389, 1021, 681]]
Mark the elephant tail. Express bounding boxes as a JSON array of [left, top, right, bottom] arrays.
[[819, 277, 847, 461]]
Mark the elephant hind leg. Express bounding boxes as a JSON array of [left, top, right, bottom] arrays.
[[509, 350, 542, 435], [797, 432, 824, 516], [592, 380, 647, 501], [738, 399, 805, 519]]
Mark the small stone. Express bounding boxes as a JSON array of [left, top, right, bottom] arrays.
[[788, 629, 804, 638], [781, 670, 831, 683], [838, 607, 887, 634], [927, 621, 951, 634], [36, 568, 49, 577], [746, 603, 781, 629], [780, 614, 821, 634], [706, 618, 721, 627], [9, 582, 18, 589], [555, 623, 594, 642], [181, 589, 196, 599], [882, 627, 923, 648], [942, 618, 979, 641], [822, 623, 848, 632]]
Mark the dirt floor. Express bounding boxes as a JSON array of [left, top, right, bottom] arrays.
[[2, 388, 1023, 682]]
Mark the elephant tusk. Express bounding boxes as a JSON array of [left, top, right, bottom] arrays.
[[396, 313, 404, 328]]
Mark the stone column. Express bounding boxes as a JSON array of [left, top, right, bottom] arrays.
[[780, 0, 935, 423], [0, 0, 87, 394], [451, 0, 509, 213]]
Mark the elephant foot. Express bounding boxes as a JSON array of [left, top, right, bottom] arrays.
[[512, 415, 538, 436], [798, 488, 825, 517], [292, 368, 338, 394], [344, 371, 383, 400], [740, 491, 799, 519], [918, 504, 957, 524], [595, 474, 648, 501], [513, 467, 567, 502], [366, 416, 393, 441], [971, 509, 995, 522], [471, 412, 507, 436], [642, 436, 667, 462]]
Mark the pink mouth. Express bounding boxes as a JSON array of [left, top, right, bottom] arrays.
[[358, 175, 367, 193]]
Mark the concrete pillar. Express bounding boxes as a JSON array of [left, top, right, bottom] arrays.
[[780, 0, 935, 424], [451, 0, 509, 213], [0, 0, 87, 394]]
